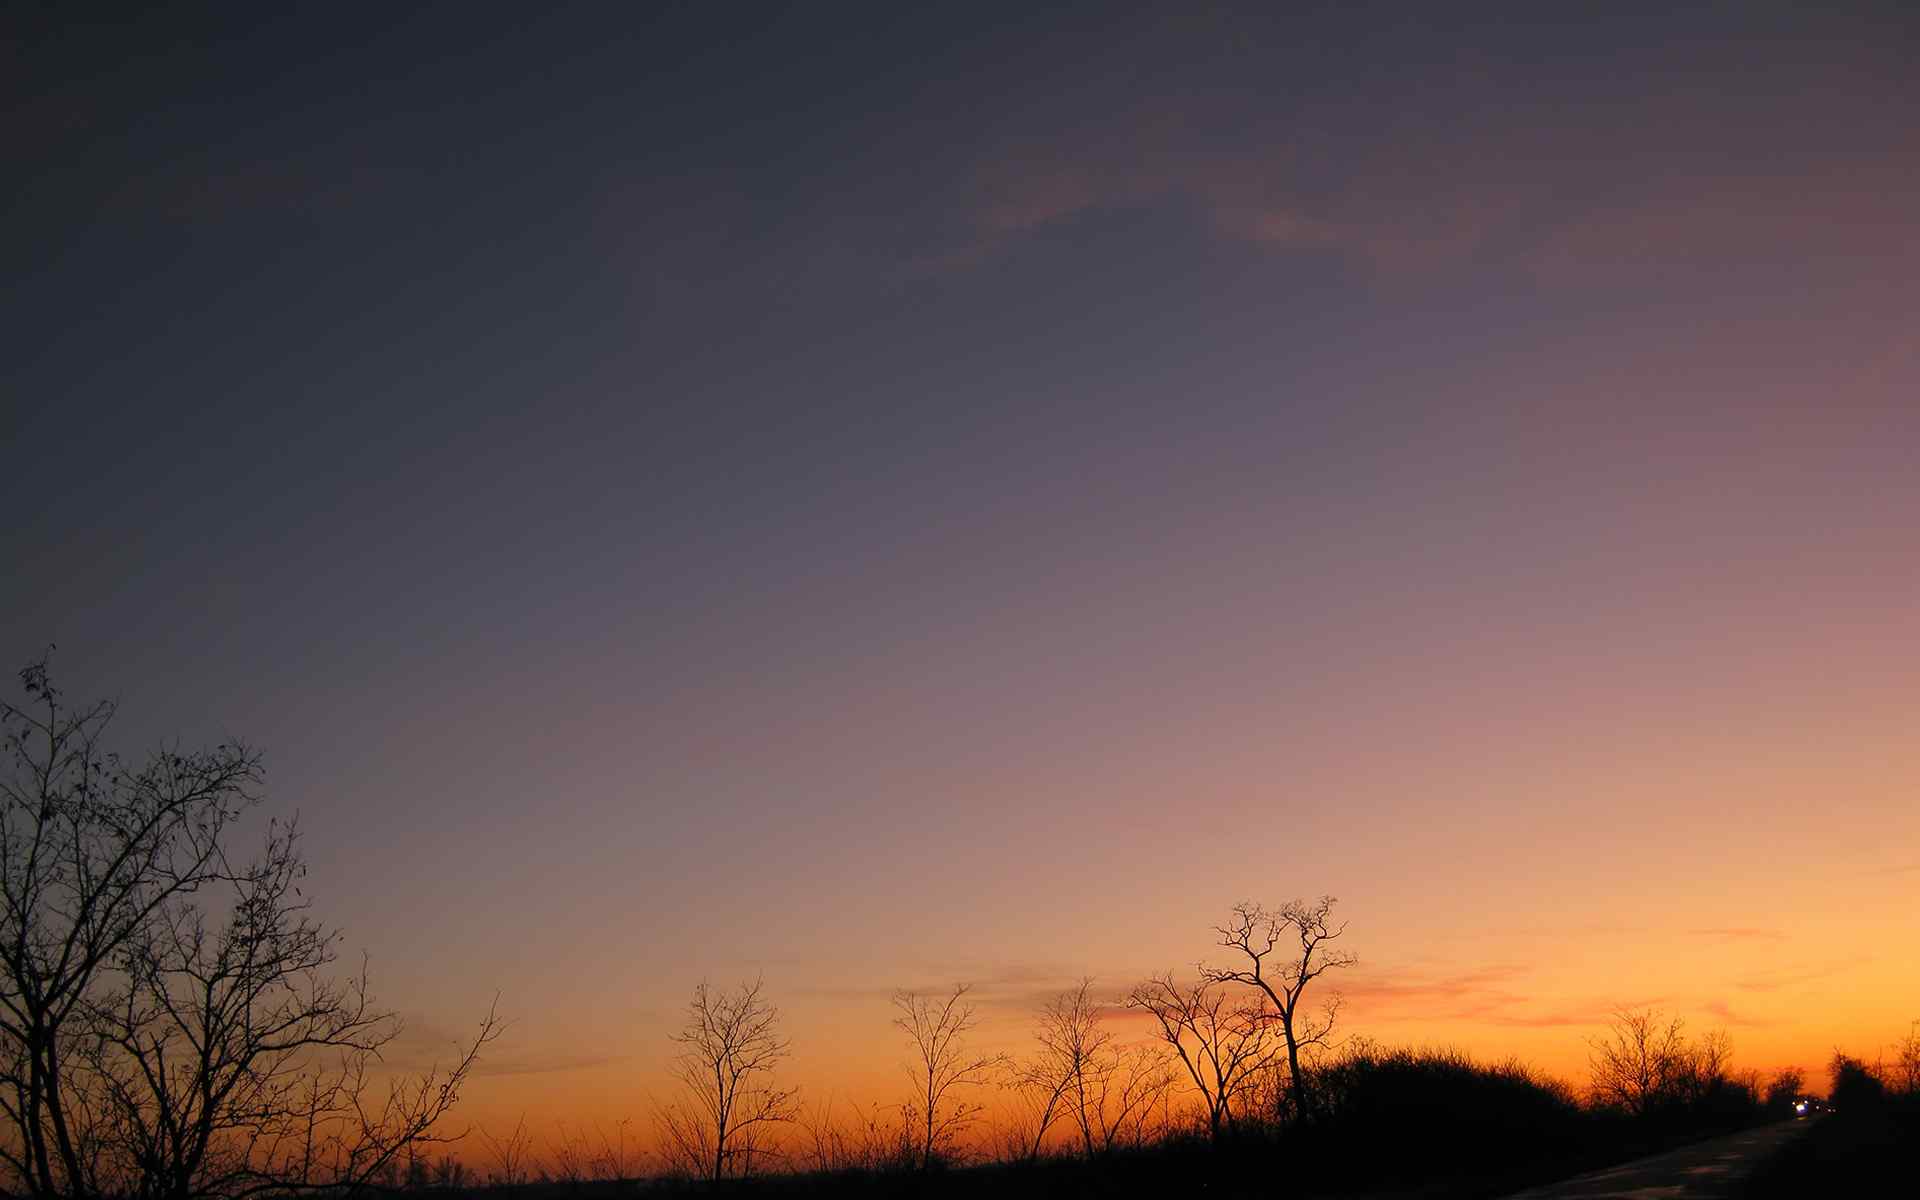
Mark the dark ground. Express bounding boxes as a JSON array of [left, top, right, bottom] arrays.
[[1738, 1099, 1917, 1197], [450, 1123, 1799, 1200], [1500, 1120, 1811, 1198]]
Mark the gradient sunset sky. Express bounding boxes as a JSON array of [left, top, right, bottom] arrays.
[[5, 1, 1918, 1140]]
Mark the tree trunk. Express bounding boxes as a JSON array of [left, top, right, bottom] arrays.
[[1282, 1013, 1312, 1125]]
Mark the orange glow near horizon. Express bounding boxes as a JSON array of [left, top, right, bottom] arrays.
[[367, 535, 1920, 1163], [11, 2, 1918, 1179], [428, 854, 1919, 1161]]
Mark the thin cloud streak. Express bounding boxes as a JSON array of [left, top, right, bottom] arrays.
[[473, 1054, 627, 1079], [1704, 1001, 1774, 1030], [1734, 961, 1872, 994]]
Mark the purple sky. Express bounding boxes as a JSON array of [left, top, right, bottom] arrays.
[[6, 2, 1918, 1117]]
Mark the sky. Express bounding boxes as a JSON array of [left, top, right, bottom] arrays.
[[4, 0, 1918, 1148]]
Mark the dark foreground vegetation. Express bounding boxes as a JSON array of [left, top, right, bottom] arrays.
[[1742, 1049, 1920, 1198]]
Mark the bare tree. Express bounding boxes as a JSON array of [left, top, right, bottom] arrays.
[[1587, 1009, 1735, 1114], [1088, 1043, 1179, 1152], [477, 1115, 539, 1186], [1124, 974, 1281, 1141], [1588, 1007, 1690, 1116], [85, 819, 497, 1199], [1006, 983, 1181, 1161], [1036, 980, 1113, 1160], [539, 1117, 635, 1184], [794, 1098, 913, 1174], [545, 1122, 592, 1186], [655, 979, 797, 1182], [588, 1117, 637, 1182], [1891, 1021, 1920, 1096], [2, 658, 254, 1198], [1200, 897, 1356, 1124], [892, 985, 1004, 1169], [0, 657, 499, 1200], [1678, 1028, 1733, 1104], [429, 1155, 466, 1189], [995, 1068, 1067, 1164], [1000, 980, 1107, 1161]]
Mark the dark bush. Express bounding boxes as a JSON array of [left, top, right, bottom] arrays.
[[1761, 1067, 1805, 1118], [1273, 1046, 1589, 1188], [1828, 1053, 1886, 1115], [1743, 1060, 1917, 1198]]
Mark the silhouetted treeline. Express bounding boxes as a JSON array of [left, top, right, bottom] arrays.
[[447, 966, 1809, 1198], [410, 1039, 1791, 1199], [1742, 1038, 1920, 1197]]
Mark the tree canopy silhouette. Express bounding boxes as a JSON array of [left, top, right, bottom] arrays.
[[0, 656, 498, 1200], [1200, 897, 1356, 1124], [655, 979, 798, 1181]]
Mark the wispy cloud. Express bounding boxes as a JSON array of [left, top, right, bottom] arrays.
[[474, 1052, 625, 1079], [1339, 964, 1530, 1016], [1703, 1000, 1773, 1029], [379, 1014, 623, 1078], [1863, 862, 1920, 877], [1337, 964, 1690, 1032], [897, 49, 1920, 290], [1734, 960, 1869, 994], [585, 34, 1919, 313], [1688, 927, 1787, 943], [791, 960, 1145, 1018], [1483, 1008, 1621, 1030], [1337, 964, 1606, 1029]]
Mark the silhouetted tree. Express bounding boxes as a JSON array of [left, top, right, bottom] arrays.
[[892, 985, 1004, 1169], [1828, 1052, 1886, 1113], [1047, 980, 1111, 1159], [1089, 1043, 1180, 1152], [1763, 1066, 1806, 1117], [1587, 1007, 1722, 1116], [655, 979, 798, 1182], [1020, 979, 1179, 1158], [430, 1156, 466, 1189], [402, 1149, 429, 1190], [0, 657, 499, 1200], [997, 1062, 1069, 1163], [1004, 979, 1108, 1160], [1677, 1028, 1733, 1105], [1200, 897, 1356, 1124], [1892, 1021, 1920, 1096], [794, 1098, 914, 1174], [477, 1115, 539, 1186], [1125, 973, 1281, 1141], [589, 1117, 637, 1182], [545, 1123, 591, 1186]]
